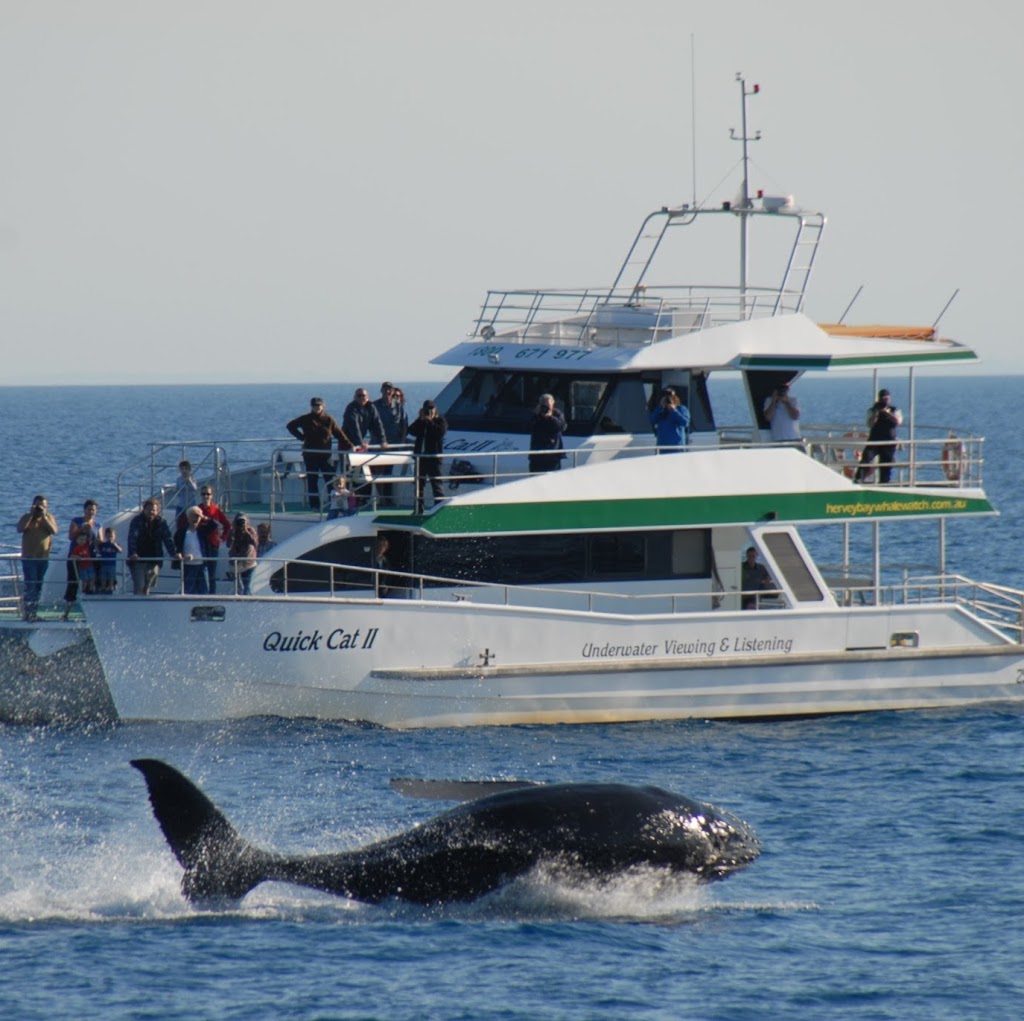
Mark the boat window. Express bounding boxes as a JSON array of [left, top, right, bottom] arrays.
[[599, 378, 653, 435], [414, 534, 586, 586], [761, 532, 825, 602], [411, 528, 710, 586], [435, 368, 652, 437], [688, 372, 716, 434], [588, 533, 646, 577], [269, 536, 375, 594]]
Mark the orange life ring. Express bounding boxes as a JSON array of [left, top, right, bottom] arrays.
[[942, 437, 966, 482], [834, 431, 867, 479]]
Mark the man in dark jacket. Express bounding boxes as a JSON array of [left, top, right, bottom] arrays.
[[286, 397, 352, 510], [528, 393, 567, 473], [127, 499, 179, 595], [407, 399, 448, 512], [342, 388, 387, 449]]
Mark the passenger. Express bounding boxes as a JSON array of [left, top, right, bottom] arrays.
[[62, 530, 96, 617], [63, 499, 101, 614], [169, 460, 199, 522], [17, 495, 59, 621], [95, 526, 122, 594], [286, 397, 353, 511], [649, 388, 690, 451], [327, 475, 356, 519], [763, 381, 801, 443], [127, 498, 179, 595], [256, 522, 277, 558], [528, 394, 567, 473], [855, 388, 903, 484], [372, 382, 409, 507], [227, 514, 258, 595], [374, 535, 402, 598], [175, 506, 208, 595], [343, 387, 388, 451], [196, 487, 232, 594], [740, 547, 773, 610], [407, 399, 448, 512]]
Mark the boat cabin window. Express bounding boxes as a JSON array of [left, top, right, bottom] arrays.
[[435, 369, 654, 437], [411, 528, 710, 586], [269, 536, 376, 593]]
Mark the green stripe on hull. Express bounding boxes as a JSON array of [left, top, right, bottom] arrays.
[[416, 490, 994, 535]]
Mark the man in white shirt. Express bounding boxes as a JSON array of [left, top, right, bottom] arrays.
[[763, 381, 801, 442]]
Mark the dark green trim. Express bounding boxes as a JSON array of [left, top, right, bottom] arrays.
[[740, 350, 977, 369], [411, 489, 994, 536]]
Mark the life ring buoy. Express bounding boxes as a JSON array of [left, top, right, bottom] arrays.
[[834, 431, 868, 479], [942, 436, 966, 482]]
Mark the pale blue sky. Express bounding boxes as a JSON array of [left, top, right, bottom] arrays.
[[2, 1, 1020, 385]]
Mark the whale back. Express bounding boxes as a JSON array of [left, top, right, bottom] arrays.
[[132, 761, 760, 905]]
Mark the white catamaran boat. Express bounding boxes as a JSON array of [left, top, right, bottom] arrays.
[[4, 78, 1023, 726]]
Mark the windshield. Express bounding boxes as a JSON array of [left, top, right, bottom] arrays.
[[434, 369, 654, 436]]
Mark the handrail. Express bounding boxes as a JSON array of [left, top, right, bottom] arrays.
[[106, 421, 986, 528], [227, 555, 1024, 641], [472, 285, 794, 347]]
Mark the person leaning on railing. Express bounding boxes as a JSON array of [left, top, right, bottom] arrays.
[[16, 494, 58, 621]]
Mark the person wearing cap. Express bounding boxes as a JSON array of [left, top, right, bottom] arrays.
[[372, 382, 409, 507], [227, 513, 258, 595], [286, 397, 353, 511], [407, 399, 448, 512], [855, 388, 903, 484]]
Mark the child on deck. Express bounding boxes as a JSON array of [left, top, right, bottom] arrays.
[[327, 475, 357, 519], [63, 529, 96, 617], [96, 526, 122, 593]]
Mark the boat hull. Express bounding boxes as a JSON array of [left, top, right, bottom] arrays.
[[0, 621, 115, 723], [82, 595, 1024, 727]]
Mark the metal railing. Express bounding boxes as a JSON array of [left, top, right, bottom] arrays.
[[6, 546, 1020, 643], [472, 286, 794, 348], [256, 556, 1024, 641]]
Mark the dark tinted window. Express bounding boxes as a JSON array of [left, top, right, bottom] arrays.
[[411, 529, 710, 586], [435, 369, 654, 437]]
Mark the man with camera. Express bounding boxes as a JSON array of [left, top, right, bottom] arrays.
[[17, 495, 59, 620], [763, 380, 802, 443], [407, 399, 448, 512], [528, 393, 567, 472], [855, 388, 903, 484], [650, 388, 691, 451]]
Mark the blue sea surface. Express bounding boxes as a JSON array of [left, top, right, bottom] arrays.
[[1, 377, 1023, 1020]]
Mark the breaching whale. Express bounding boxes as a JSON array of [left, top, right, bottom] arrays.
[[131, 759, 761, 904]]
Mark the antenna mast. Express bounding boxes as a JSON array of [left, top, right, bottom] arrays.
[[729, 73, 761, 307]]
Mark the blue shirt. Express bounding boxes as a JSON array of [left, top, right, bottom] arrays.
[[650, 404, 690, 448]]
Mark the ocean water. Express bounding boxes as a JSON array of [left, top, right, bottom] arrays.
[[1, 377, 1023, 1020]]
